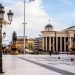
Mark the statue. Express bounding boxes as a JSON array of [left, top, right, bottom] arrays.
[[12, 31, 17, 44], [11, 31, 18, 55]]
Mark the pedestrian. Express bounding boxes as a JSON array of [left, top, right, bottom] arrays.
[[49, 51, 51, 56]]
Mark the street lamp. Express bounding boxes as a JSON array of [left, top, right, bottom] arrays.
[[23, 22, 27, 54], [23, 0, 35, 54], [0, 4, 13, 73], [7, 10, 13, 23], [66, 42, 70, 55], [23, 0, 26, 54]]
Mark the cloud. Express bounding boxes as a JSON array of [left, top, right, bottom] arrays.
[[3, 0, 74, 44], [3, 0, 50, 43]]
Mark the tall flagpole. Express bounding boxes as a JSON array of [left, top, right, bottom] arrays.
[[24, 0, 25, 54]]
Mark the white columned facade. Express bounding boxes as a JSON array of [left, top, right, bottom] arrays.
[[41, 23, 75, 53]]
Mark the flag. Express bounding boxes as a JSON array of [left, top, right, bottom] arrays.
[[30, 0, 35, 1]]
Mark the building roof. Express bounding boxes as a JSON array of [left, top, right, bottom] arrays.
[[17, 36, 27, 39], [63, 26, 75, 31], [45, 24, 53, 28]]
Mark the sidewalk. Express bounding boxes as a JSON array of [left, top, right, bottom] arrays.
[[1, 55, 75, 75], [1, 55, 62, 75], [19, 55, 75, 75]]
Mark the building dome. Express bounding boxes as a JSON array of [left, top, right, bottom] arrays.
[[45, 24, 53, 28], [44, 24, 53, 31]]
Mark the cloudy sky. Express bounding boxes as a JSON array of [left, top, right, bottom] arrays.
[[1, 0, 75, 44]]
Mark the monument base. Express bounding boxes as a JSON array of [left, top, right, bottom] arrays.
[[11, 48, 19, 55]]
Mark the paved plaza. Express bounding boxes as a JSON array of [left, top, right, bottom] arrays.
[[1, 55, 75, 75]]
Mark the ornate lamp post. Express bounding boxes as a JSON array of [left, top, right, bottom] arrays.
[[0, 4, 13, 73]]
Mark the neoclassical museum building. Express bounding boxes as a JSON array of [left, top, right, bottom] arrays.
[[41, 23, 75, 53]]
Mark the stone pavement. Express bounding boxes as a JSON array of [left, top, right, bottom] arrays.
[[0, 55, 75, 75], [19, 57, 75, 75]]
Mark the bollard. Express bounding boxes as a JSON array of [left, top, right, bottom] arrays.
[[58, 57, 60, 59], [71, 58, 74, 61]]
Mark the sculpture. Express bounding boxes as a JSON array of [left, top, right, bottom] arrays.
[[12, 31, 17, 44], [11, 31, 18, 55]]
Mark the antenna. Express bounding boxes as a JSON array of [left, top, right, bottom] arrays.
[[49, 19, 50, 24]]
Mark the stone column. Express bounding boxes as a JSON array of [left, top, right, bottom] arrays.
[[42, 37, 44, 51], [69, 37, 72, 49], [60, 37, 62, 52], [56, 37, 58, 51], [49, 37, 51, 51], [46, 37, 47, 51], [53, 37, 54, 52], [64, 37, 66, 52]]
